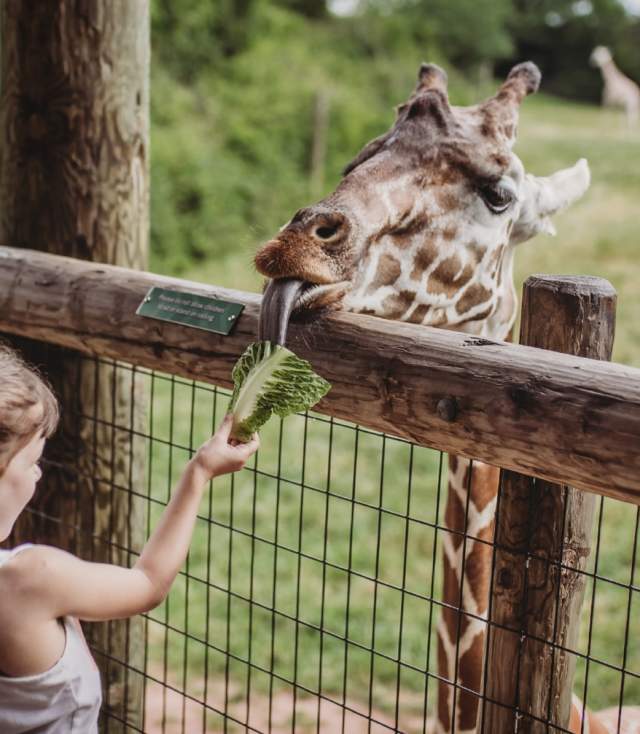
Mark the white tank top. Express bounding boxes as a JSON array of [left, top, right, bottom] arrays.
[[0, 545, 102, 733]]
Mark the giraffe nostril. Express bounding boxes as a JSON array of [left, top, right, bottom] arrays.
[[313, 213, 347, 243], [315, 225, 339, 240]]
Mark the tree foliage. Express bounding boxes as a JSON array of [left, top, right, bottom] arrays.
[[151, 0, 258, 80], [149, 0, 640, 274], [388, 0, 514, 70], [505, 0, 640, 100]]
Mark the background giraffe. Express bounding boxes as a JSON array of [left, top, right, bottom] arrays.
[[255, 61, 635, 733], [590, 45, 640, 127]]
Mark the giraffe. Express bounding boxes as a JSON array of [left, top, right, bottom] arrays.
[[254, 62, 635, 733], [590, 46, 640, 127]]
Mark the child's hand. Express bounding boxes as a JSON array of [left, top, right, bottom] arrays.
[[191, 414, 259, 481]]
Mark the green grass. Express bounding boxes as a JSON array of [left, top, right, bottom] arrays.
[[168, 94, 640, 368], [144, 95, 640, 728], [514, 95, 640, 367], [143, 377, 446, 728]]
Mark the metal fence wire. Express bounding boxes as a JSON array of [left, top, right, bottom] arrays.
[[11, 353, 640, 733]]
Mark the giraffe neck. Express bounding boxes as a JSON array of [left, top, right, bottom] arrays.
[[600, 58, 627, 86], [434, 462, 637, 734], [600, 58, 615, 75], [435, 456, 500, 734], [343, 234, 517, 337]]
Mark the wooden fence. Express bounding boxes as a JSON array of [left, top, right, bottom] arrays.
[[1, 247, 639, 503], [1, 244, 640, 733]]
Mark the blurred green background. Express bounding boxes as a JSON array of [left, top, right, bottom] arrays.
[[143, 1, 640, 729], [149, 0, 640, 366]]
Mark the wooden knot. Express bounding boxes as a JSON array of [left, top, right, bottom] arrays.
[[437, 397, 458, 422], [498, 567, 513, 589], [27, 113, 48, 141]]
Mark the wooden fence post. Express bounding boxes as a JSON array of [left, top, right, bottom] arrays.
[[482, 275, 616, 733], [0, 2, 149, 730]]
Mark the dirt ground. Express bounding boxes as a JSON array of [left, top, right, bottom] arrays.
[[143, 665, 430, 734], [143, 672, 640, 734]]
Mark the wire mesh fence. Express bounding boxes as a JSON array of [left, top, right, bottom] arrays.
[[9, 351, 640, 733]]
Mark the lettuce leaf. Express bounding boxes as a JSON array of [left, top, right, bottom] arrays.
[[229, 341, 331, 442]]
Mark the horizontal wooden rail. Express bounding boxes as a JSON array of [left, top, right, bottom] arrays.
[[1, 246, 640, 504]]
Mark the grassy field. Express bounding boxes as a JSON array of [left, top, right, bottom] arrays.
[[167, 93, 640, 368], [143, 95, 640, 731], [514, 96, 640, 368]]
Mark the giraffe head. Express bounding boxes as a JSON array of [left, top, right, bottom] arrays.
[[590, 46, 613, 67], [256, 62, 590, 342]]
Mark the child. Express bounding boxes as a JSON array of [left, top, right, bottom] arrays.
[[0, 344, 259, 732]]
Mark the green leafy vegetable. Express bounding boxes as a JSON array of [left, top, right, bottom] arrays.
[[229, 341, 331, 442]]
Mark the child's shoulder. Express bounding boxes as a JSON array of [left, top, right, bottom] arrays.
[[0, 546, 69, 678], [0, 543, 58, 573], [0, 545, 67, 615]]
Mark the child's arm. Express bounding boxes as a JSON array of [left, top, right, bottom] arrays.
[[8, 415, 259, 622]]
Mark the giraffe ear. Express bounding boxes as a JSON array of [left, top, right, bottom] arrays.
[[510, 159, 590, 245]]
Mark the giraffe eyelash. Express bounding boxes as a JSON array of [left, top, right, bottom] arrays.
[[478, 179, 517, 214]]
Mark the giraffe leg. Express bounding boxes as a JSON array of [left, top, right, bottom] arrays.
[[432, 457, 640, 734], [435, 457, 499, 734]]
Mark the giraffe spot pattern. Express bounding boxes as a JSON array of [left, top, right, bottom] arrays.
[[444, 482, 467, 543], [467, 461, 500, 513], [491, 152, 510, 169], [441, 224, 459, 241], [425, 309, 449, 327], [466, 304, 494, 323], [480, 119, 495, 138], [381, 289, 416, 318], [469, 242, 487, 264], [455, 283, 493, 315], [390, 211, 432, 242], [464, 522, 494, 611], [441, 553, 471, 641], [435, 185, 460, 212], [457, 633, 485, 730], [367, 252, 402, 293], [437, 640, 452, 731], [428, 255, 474, 298], [407, 303, 431, 324], [410, 240, 439, 280], [486, 245, 502, 277], [388, 188, 416, 218]]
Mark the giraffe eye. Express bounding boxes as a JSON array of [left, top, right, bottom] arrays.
[[479, 181, 516, 214]]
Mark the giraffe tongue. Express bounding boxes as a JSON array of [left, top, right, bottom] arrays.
[[259, 278, 309, 346]]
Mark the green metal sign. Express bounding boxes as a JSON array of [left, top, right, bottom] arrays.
[[136, 286, 244, 336]]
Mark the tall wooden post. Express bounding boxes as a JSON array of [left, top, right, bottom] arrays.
[[483, 276, 616, 732], [0, 2, 149, 731]]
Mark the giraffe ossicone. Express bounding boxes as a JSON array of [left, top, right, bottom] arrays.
[[254, 62, 632, 734]]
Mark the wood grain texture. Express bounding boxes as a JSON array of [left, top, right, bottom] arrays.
[[483, 275, 616, 733], [1, 248, 639, 506], [0, 3, 149, 729], [0, 0, 149, 269]]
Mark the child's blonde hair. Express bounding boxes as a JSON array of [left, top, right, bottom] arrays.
[[0, 344, 59, 475]]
